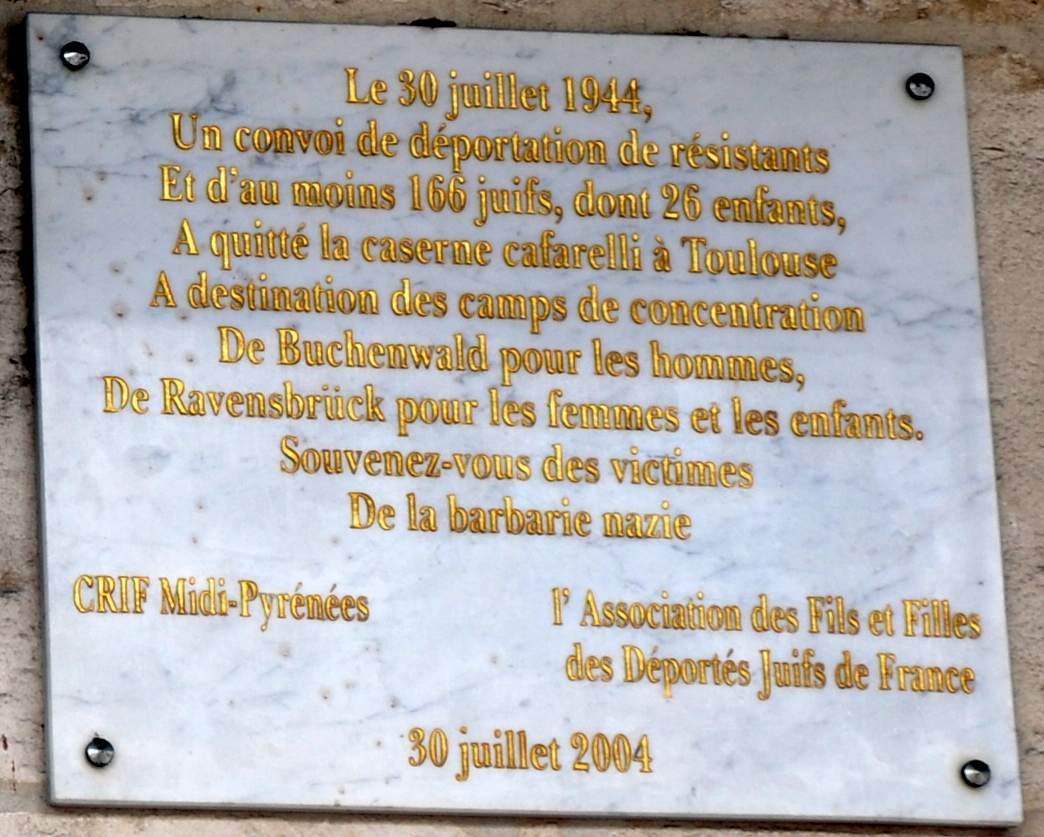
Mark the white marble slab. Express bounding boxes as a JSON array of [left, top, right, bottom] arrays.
[[28, 14, 1020, 824]]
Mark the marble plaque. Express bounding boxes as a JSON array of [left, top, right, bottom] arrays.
[[28, 14, 1020, 823]]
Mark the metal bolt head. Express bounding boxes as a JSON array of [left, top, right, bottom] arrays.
[[60, 42, 90, 71], [906, 72, 935, 101], [961, 759, 990, 788], [84, 737, 114, 768]]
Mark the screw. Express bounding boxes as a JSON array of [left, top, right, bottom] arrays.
[[961, 759, 990, 788], [84, 737, 114, 768], [60, 42, 90, 71], [906, 72, 935, 101]]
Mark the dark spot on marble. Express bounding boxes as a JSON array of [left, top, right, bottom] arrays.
[[408, 17, 457, 27], [126, 446, 171, 478]]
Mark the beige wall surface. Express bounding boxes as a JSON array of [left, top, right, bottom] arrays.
[[2, 0, 1042, 835]]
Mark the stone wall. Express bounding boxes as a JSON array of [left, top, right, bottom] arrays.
[[2, 0, 1042, 834]]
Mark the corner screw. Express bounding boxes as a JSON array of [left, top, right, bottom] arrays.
[[906, 72, 935, 101], [961, 759, 990, 788], [84, 737, 114, 768], [60, 42, 90, 71]]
